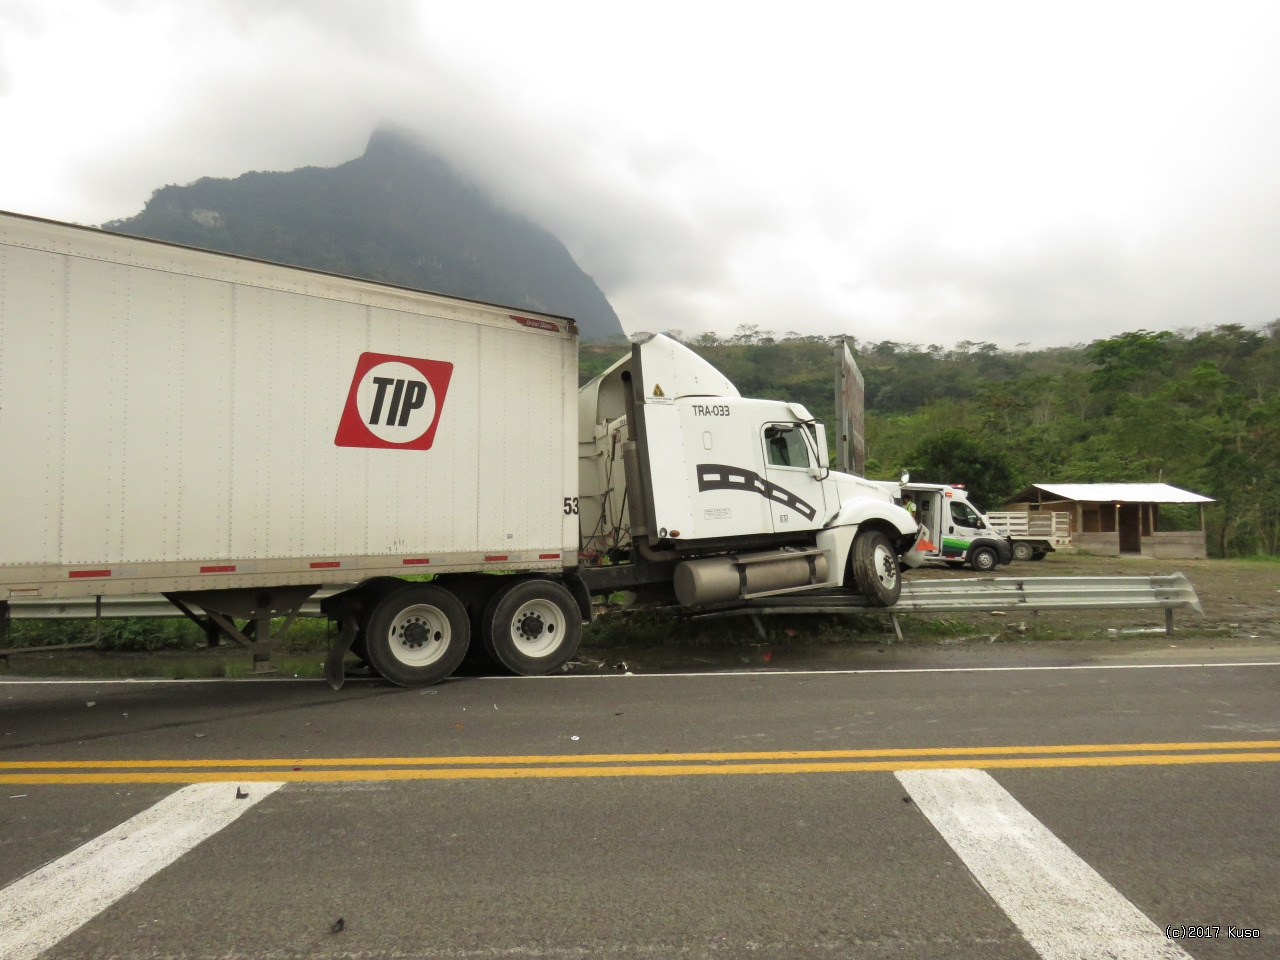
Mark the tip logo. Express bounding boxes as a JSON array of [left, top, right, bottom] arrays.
[[335, 352, 453, 450]]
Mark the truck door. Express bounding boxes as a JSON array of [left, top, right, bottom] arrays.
[[913, 491, 943, 557], [944, 498, 984, 558], [761, 422, 827, 533]]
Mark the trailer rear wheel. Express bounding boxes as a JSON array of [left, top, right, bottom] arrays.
[[481, 579, 582, 675], [1011, 541, 1035, 562], [850, 529, 901, 607], [363, 584, 470, 686], [351, 577, 406, 664], [969, 546, 998, 572]]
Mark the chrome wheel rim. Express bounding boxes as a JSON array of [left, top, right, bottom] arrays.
[[873, 542, 898, 589], [386, 604, 451, 667], [507, 598, 565, 658]]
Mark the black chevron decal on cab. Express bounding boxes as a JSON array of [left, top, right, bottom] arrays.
[[696, 464, 816, 521]]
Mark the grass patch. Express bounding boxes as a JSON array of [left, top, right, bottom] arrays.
[[0, 647, 329, 680], [5, 616, 333, 654], [1223, 554, 1280, 567]]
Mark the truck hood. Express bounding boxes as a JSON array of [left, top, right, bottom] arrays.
[[827, 470, 897, 506]]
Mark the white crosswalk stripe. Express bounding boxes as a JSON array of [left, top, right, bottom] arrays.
[[0, 781, 284, 960], [898, 768, 1192, 960]]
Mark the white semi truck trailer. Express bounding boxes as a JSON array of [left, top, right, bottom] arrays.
[[0, 211, 916, 686]]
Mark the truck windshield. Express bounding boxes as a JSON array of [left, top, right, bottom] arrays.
[[764, 424, 810, 468]]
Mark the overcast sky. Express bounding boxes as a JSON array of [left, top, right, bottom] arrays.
[[2, 0, 1279, 348]]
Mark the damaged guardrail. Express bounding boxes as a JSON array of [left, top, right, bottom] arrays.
[[4, 575, 1202, 651], [687, 573, 1203, 637]]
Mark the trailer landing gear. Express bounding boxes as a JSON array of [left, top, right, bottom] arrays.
[[167, 585, 320, 675]]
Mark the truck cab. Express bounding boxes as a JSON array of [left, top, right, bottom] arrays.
[[578, 335, 918, 607], [884, 479, 1014, 572]]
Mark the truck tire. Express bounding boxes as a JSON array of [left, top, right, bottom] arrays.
[[1030, 551, 1048, 561], [1011, 541, 1035, 562], [353, 576, 407, 663], [850, 529, 901, 607], [363, 584, 470, 686], [481, 578, 582, 675], [969, 546, 998, 572]]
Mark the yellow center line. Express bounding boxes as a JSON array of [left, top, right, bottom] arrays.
[[1, 741, 1279, 784], [0, 752, 1278, 785], [3, 739, 1278, 770]]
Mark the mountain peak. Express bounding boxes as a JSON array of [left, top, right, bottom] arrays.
[[364, 124, 427, 157], [102, 131, 623, 340]]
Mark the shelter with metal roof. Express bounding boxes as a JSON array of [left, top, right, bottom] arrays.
[[1004, 483, 1215, 559]]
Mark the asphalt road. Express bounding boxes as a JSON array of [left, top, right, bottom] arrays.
[[1, 646, 1278, 959]]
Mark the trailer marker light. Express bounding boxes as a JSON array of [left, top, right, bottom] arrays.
[[310, 561, 341, 569], [485, 555, 509, 562], [200, 565, 236, 574], [401, 558, 431, 566], [539, 553, 560, 560], [69, 570, 111, 579]]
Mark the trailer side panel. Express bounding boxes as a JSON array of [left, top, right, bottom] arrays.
[[0, 212, 577, 598]]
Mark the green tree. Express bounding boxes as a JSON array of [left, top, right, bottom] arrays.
[[1085, 329, 1173, 394], [903, 429, 1017, 510]]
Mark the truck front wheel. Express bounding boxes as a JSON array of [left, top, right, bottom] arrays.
[[1011, 541, 1035, 562], [363, 584, 470, 686], [481, 579, 583, 675], [850, 529, 901, 607], [969, 546, 998, 572]]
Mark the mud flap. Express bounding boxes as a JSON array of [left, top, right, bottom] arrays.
[[323, 617, 359, 691]]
